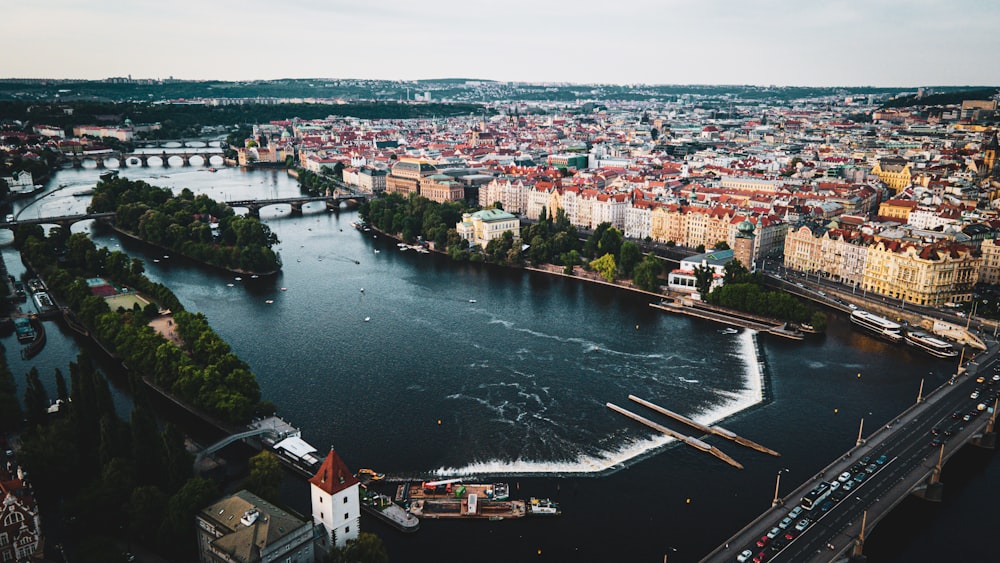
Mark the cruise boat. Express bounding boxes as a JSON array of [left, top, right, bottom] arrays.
[[905, 331, 959, 358], [850, 310, 903, 343]]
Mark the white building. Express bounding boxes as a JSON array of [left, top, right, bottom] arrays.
[[309, 449, 361, 551]]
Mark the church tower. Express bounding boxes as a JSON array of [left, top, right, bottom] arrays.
[[733, 219, 757, 272], [309, 449, 361, 552], [984, 130, 999, 177]]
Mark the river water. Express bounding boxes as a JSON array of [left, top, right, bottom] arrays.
[[1, 163, 995, 562]]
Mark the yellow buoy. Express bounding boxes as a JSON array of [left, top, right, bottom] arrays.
[[834, 408, 839, 414], [857, 373, 861, 378], [437, 419, 442, 425], [686, 498, 691, 504]]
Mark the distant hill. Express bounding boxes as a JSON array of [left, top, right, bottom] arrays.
[[881, 87, 999, 108]]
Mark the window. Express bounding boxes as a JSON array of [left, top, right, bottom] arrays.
[[2, 513, 23, 526], [0, 534, 6, 547], [343, 513, 348, 520], [320, 512, 323, 520], [342, 496, 348, 504], [345, 526, 350, 534], [319, 497, 323, 503]]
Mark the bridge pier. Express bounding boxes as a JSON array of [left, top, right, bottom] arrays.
[[202, 153, 213, 166], [95, 157, 105, 169], [289, 203, 303, 216], [161, 151, 170, 167], [247, 206, 261, 219], [72, 158, 83, 168], [971, 430, 996, 449], [181, 155, 191, 167]]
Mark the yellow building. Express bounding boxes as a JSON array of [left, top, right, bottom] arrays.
[[783, 225, 824, 273], [386, 157, 437, 196], [861, 240, 980, 306], [872, 158, 912, 194], [877, 198, 918, 221], [420, 174, 465, 204], [979, 238, 1000, 285]]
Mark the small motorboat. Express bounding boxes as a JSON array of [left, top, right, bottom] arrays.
[[364, 316, 371, 322]]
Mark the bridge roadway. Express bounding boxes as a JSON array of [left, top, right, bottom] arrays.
[[0, 212, 116, 229], [702, 348, 998, 563]]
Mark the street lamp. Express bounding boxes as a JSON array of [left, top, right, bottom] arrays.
[[772, 468, 790, 507]]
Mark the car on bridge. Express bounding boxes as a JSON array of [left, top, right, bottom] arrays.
[[853, 472, 867, 483], [930, 437, 945, 447], [755, 534, 770, 548], [876, 454, 888, 465], [787, 506, 803, 519], [794, 518, 812, 531], [737, 549, 753, 562], [838, 471, 852, 482], [778, 516, 793, 529]]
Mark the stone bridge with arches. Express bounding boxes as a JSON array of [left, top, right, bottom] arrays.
[[225, 193, 371, 217], [0, 212, 116, 230], [70, 151, 225, 169]]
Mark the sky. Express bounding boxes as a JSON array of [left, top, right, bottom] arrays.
[[4, 0, 999, 87]]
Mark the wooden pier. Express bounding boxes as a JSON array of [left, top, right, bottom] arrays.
[[606, 402, 743, 469], [628, 395, 780, 457]]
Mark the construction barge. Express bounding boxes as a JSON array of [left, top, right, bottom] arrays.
[[396, 480, 528, 520]]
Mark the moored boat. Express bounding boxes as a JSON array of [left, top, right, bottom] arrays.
[[850, 309, 903, 343], [527, 497, 561, 516], [357, 468, 385, 481], [905, 331, 958, 358]]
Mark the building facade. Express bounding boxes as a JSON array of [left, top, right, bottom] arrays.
[[456, 209, 521, 248]]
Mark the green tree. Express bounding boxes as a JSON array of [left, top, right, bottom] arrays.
[[693, 264, 715, 297], [714, 241, 730, 250], [590, 253, 617, 283], [244, 450, 283, 502], [327, 532, 389, 563], [632, 255, 664, 292], [24, 367, 49, 428], [618, 241, 641, 278], [0, 351, 22, 432]]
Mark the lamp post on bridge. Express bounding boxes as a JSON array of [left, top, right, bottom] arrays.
[[771, 468, 790, 507], [856, 417, 865, 447]]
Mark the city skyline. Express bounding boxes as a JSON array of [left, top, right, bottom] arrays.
[[6, 0, 1000, 87]]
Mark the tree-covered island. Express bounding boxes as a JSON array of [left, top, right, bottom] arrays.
[[88, 176, 281, 275]]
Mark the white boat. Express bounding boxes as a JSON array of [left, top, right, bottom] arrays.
[[850, 310, 903, 343], [265, 299, 274, 304], [527, 497, 561, 516], [364, 316, 371, 322], [469, 299, 477, 303], [375, 249, 380, 254], [719, 328, 738, 335], [905, 331, 958, 358], [235, 276, 242, 281]]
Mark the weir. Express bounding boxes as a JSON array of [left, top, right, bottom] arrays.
[[606, 402, 743, 469], [628, 395, 780, 457]]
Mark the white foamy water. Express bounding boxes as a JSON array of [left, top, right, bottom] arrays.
[[430, 329, 765, 477]]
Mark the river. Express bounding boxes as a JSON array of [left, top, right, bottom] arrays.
[[1, 163, 995, 562]]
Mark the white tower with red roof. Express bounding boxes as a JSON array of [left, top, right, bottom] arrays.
[[309, 448, 361, 551]]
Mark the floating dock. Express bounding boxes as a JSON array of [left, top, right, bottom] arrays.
[[606, 402, 743, 469], [396, 481, 526, 520], [628, 395, 780, 457]]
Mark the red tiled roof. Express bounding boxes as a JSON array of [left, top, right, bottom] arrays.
[[309, 449, 359, 495]]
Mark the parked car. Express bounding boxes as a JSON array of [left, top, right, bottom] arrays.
[[779, 516, 794, 529], [795, 518, 811, 532], [876, 455, 888, 465], [766, 527, 781, 540], [838, 471, 852, 483], [787, 506, 803, 519], [737, 549, 753, 562]]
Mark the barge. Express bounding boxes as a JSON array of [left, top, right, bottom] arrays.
[[396, 480, 526, 520], [361, 486, 420, 532]]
